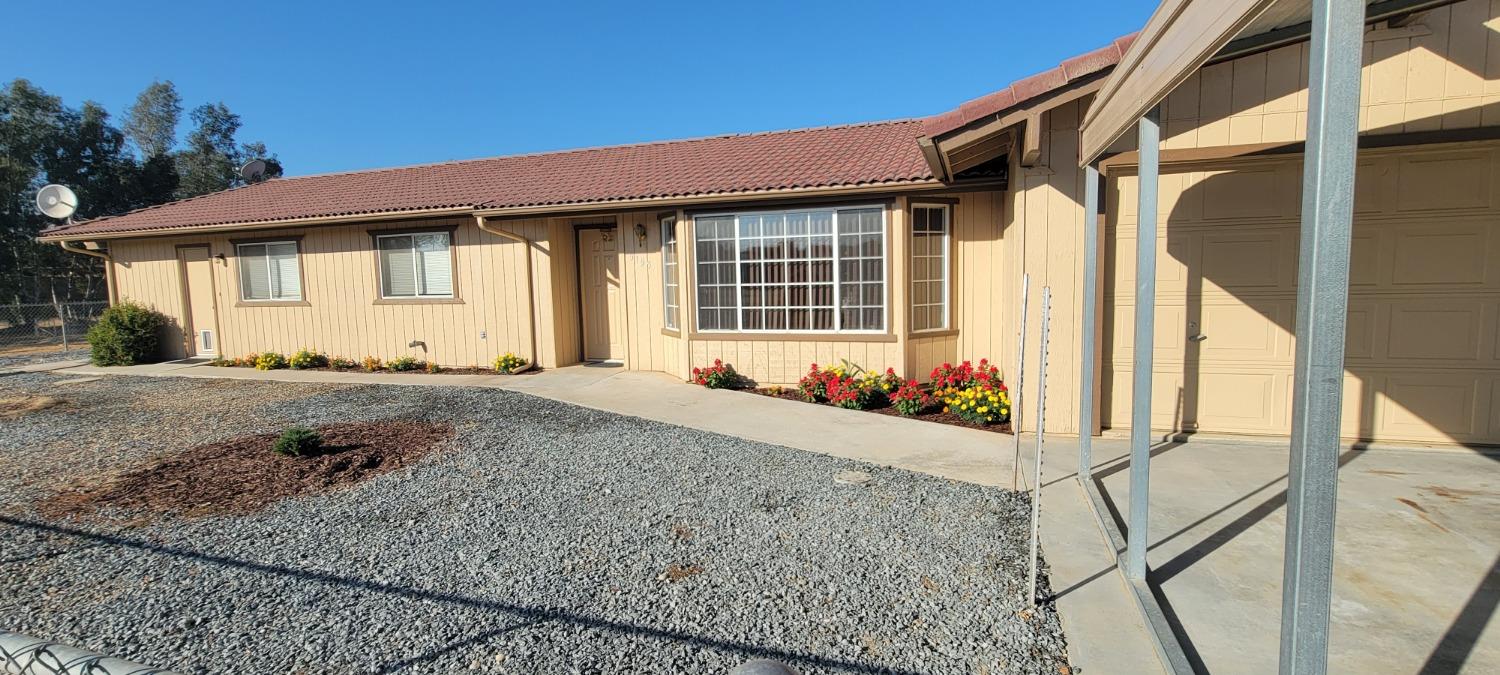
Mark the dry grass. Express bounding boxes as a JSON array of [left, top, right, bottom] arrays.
[[0, 395, 66, 419]]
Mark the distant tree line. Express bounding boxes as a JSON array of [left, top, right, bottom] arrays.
[[0, 79, 283, 303]]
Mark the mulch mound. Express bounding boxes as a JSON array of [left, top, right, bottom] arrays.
[[37, 420, 454, 523], [749, 387, 1013, 435]]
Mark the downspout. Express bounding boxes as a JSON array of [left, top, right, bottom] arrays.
[[474, 215, 538, 373], [57, 240, 117, 306]]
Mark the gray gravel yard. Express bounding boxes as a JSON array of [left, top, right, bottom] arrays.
[[0, 372, 1068, 674]]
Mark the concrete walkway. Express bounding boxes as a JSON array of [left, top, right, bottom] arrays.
[[20, 359, 1165, 674]]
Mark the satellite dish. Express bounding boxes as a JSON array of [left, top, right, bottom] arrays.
[[36, 184, 79, 221], [239, 159, 269, 183]]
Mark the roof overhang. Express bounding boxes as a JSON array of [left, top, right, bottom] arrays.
[[1079, 0, 1462, 165], [37, 179, 970, 241], [923, 73, 1110, 180]]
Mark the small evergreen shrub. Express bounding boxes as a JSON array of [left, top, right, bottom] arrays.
[[425, 361, 442, 374], [85, 301, 166, 366], [388, 356, 422, 371], [272, 426, 323, 457], [361, 356, 383, 372], [254, 352, 288, 370], [330, 356, 357, 370], [493, 352, 526, 373], [288, 349, 328, 370]]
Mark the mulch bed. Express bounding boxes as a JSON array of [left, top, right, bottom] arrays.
[[748, 388, 1013, 435], [37, 420, 454, 523]]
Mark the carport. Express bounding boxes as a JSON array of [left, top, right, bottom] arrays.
[[1071, 1, 1472, 673]]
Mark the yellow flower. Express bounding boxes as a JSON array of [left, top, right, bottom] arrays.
[[979, 406, 989, 414], [942, 406, 949, 413]]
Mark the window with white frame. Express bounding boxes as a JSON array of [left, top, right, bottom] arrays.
[[910, 204, 950, 332], [662, 216, 680, 331], [693, 206, 885, 333], [237, 241, 302, 302], [377, 232, 453, 298]]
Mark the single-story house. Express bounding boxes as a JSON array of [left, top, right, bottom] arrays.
[[41, 0, 1500, 449]]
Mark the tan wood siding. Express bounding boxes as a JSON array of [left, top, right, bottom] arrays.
[[110, 215, 553, 368], [1137, 0, 1500, 152], [1103, 142, 1500, 445]]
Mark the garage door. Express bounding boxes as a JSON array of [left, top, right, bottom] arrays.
[[1102, 142, 1500, 446]]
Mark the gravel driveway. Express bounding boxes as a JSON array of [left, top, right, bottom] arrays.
[[0, 372, 1068, 674]]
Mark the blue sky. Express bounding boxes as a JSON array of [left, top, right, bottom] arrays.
[[6, 1, 1156, 176]]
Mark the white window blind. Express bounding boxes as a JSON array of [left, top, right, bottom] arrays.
[[379, 232, 453, 298], [692, 206, 885, 333], [237, 241, 302, 301]]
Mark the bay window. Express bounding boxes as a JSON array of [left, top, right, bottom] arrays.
[[662, 216, 680, 331], [910, 203, 950, 332], [693, 206, 885, 333]]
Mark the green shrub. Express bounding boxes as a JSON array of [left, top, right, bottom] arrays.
[[361, 356, 383, 372], [425, 361, 442, 374], [493, 352, 526, 373], [254, 352, 287, 370], [272, 426, 323, 457], [388, 356, 422, 371], [288, 349, 328, 370], [329, 356, 357, 370], [85, 301, 166, 366]]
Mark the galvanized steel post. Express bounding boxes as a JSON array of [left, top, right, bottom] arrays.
[[1280, 0, 1363, 672], [1126, 107, 1160, 582], [1079, 164, 1100, 480]]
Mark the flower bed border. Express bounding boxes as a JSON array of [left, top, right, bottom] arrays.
[[746, 386, 1014, 435]]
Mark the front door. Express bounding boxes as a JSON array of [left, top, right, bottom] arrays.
[[579, 228, 624, 361], [177, 246, 219, 357]]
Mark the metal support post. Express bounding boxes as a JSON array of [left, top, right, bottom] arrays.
[[1280, 0, 1364, 671], [1126, 107, 1161, 581], [1079, 164, 1100, 480]]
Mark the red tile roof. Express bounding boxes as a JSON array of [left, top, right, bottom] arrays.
[[46, 120, 933, 238], [920, 34, 1138, 139]]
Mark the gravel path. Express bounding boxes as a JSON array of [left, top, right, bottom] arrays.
[[0, 347, 87, 369], [0, 373, 1068, 674]]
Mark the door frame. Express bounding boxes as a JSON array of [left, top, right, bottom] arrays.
[[175, 244, 221, 358], [574, 222, 623, 363]]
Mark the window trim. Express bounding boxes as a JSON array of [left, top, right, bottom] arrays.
[[230, 235, 309, 307], [661, 214, 680, 334], [687, 203, 890, 337], [909, 202, 953, 334], [367, 226, 463, 305]]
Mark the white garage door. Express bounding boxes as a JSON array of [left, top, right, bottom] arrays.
[[1102, 142, 1500, 446]]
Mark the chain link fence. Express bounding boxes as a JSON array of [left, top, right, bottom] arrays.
[[0, 302, 108, 360], [1, 630, 177, 675]]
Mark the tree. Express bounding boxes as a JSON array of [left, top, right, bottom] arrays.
[[123, 80, 180, 159], [175, 102, 242, 199], [0, 79, 283, 303]]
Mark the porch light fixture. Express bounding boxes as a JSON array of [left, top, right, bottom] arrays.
[[634, 223, 647, 245]]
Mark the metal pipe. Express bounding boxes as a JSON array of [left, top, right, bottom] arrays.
[[1126, 107, 1161, 582], [56, 240, 116, 306], [1280, 0, 1363, 672], [474, 215, 539, 373], [1079, 164, 1100, 480]]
